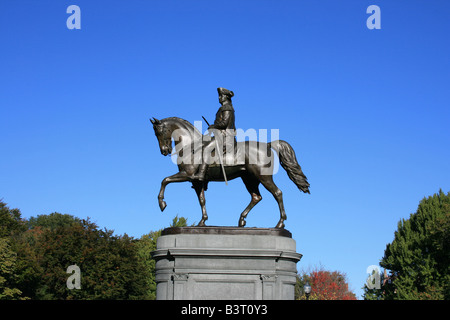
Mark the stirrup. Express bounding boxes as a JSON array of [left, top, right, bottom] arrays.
[[191, 173, 206, 181]]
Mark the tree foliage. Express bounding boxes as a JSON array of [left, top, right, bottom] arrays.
[[0, 201, 27, 299], [135, 215, 191, 299], [0, 200, 26, 238], [1, 198, 362, 300], [13, 216, 152, 299], [296, 265, 356, 300], [0, 200, 194, 300], [379, 189, 450, 300], [26, 212, 81, 230], [0, 238, 23, 299]]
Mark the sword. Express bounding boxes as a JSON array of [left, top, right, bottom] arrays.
[[202, 116, 228, 185]]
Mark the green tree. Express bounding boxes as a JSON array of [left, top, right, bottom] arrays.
[[136, 229, 161, 300], [0, 200, 26, 238], [380, 189, 450, 300], [170, 215, 191, 227], [26, 212, 81, 230], [12, 227, 44, 299], [0, 201, 27, 299], [2, 197, 194, 300], [135, 215, 191, 299], [13, 214, 151, 299], [362, 268, 386, 300], [0, 238, 23, 299]]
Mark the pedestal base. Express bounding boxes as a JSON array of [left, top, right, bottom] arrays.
[[151, 226, 302, 300]]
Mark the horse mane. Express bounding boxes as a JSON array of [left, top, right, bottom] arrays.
[[162, 117, 203, 138]]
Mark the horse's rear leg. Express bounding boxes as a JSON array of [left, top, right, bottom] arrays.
[[259, 175, 286, 229], [238, 176, 262, 227], [193, 182, 208, 226]]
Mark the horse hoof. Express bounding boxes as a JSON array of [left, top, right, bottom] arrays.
[[238, 218, 246, 227], [159, 201, 167, 212], [197, 220, 206, 227], [275, 221, 285, 229]]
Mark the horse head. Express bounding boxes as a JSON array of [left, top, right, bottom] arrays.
[[150, 117, 172, 156]]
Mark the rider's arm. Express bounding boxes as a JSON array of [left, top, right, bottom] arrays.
[[212, 110, 232, 129]]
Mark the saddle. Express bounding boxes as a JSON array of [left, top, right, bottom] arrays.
[[214, 141, 246, 167], [196, 140, 246, 167]]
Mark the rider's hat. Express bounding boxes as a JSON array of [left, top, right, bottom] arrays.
[[217, 87, 234, 98]]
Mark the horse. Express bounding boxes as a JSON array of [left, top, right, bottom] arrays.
[[150, 116, 310, 229]]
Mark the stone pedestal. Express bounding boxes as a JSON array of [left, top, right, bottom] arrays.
[[151, 226, 302, 300]]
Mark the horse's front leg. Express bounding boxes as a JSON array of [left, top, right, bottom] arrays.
[[158, 172, 189, 211]]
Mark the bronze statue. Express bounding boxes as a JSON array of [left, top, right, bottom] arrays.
[[150, 88, 310, 229]]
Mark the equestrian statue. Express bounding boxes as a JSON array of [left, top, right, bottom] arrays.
[[150, 87, 310, 229]]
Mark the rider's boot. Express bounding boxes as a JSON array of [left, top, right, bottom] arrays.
[[191, 163, 208, 181]]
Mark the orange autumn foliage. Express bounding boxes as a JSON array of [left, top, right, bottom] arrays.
[[298, 266, 357, 300]]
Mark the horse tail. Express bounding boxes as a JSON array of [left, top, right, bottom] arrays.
[[269, 140, 310, 194]]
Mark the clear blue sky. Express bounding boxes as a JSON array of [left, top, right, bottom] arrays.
[[1, 0, 449, 299]]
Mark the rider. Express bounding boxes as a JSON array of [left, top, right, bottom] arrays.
[[191, 87, 237, 181]]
